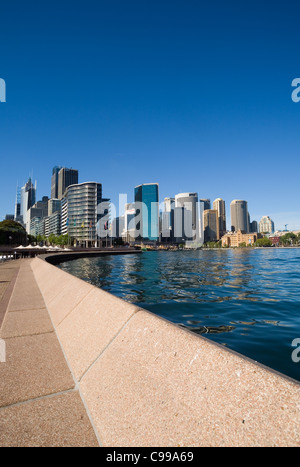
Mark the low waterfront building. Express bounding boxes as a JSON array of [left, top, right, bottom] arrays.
[[30, 216, 43, 237], [269, 236, 280, 246], [30, 204, 61, 239], [273, 230, 300, 237], [221, 229, 258, 247], [48, 211, 61, 237], [38, 217, 46, 237], [30, 215, 47, 238], [259, 216, 275, 234]]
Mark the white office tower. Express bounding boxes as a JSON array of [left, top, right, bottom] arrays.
[[174, 193, 203, 247]]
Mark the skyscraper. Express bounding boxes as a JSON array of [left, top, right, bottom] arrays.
[[213, 198, 226, 237], [51, 166, 62, 199], [175, 192, 199, 241], [161, 197, 175, 242], [14, 186, 22, 223], [203, 209, 219, 242], [20, 177, 36, 226], [200, 199, 211, 211], [57, 167, 78, 199], [134, 183, 159, 241], [250, 220, 258, 233], [230, 200, 249, 233]]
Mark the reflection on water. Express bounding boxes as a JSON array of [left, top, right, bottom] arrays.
[[182, 324, 236, 335], [59, 249, 300, 381]]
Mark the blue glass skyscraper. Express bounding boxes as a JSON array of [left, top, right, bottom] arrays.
[[134, 183, 159, 241]]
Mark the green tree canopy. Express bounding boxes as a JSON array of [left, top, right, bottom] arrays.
[[279, 233, 298, 245], [255, 237, 272, 247], [0, 220, 27, 245], [0, 220, 25, 232]]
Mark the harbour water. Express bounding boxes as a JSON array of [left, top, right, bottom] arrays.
[[59, 248, 300, 382]]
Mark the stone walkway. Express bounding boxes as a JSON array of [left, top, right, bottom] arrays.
[[1, 257, 299, 447], [0, 258, 99, 447]]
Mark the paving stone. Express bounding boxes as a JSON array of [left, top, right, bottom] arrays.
[[0, 258, 99, 447], [0, 283, 8, 301], [0, 308, 54, 338], [0, 269, 16, 282], [0, 391, 99, 447], [7, 275, 46, 311], [0, 332, 75, 407]]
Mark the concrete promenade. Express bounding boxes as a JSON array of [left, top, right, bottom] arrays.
[[0, 255, 299, 447], [0, 258, 99, 446]]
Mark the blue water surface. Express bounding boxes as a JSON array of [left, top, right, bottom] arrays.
[[59, 249, 300, 382]]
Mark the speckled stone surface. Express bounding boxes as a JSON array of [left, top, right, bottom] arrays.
[[0, 308, 54, 338], [56, 287, 141, 380], [0, 283, 8, 302], [0, 261, 21, 327], [43, 274, 95, 327], [0, 268, 17, 282], [0, 391, 99, 447], [0, 259, 99, 447], [79, 310, 300, 446], [7, 272, 46, 311], [0, 332, 75, 407]]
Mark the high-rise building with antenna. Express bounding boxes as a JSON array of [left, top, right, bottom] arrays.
[[20, 177, 37, 226]]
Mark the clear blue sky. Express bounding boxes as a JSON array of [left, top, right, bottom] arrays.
[[0, 0, 300, 230]]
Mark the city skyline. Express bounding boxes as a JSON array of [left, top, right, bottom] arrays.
[[3, 164, 289, 235], [0, 1, 300, 230], [8, 164, 283, 244]]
